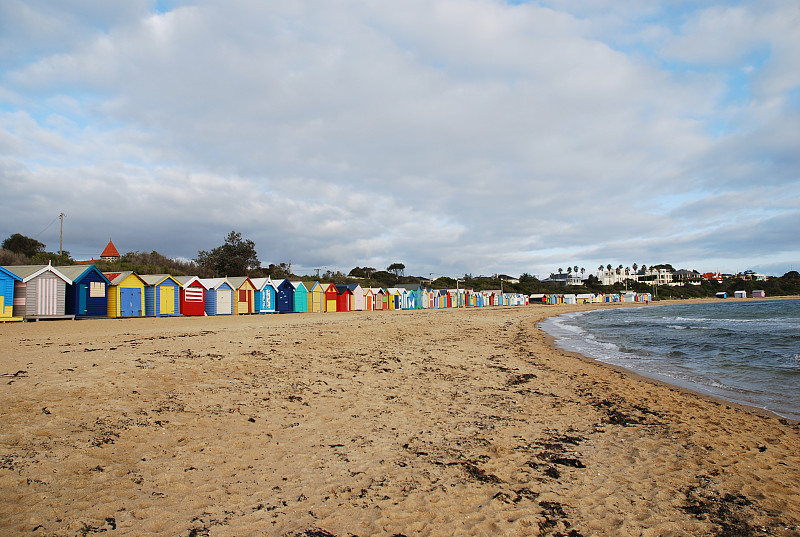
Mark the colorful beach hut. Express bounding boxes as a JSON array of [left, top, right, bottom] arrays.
[[290, 281, 308, 313], [0, 265, 22, 322], [275, 279, 295, 313], [336, 285, 353, 312], [174, 276, 206, 316], [140, 274, 181, 317], [228, 276, 256, 315], [251, 277, 278, 314], [322, 283, 338, 312], [305, 281, 324, 313], [57, 265, 111, 318], [198, 278, 234, 315], [6, 264, 72, 320], [105, 271, 146, 318]]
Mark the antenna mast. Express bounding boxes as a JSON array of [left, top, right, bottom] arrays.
[[58, 213, 66, 256]]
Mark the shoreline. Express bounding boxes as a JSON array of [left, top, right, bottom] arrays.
[[532, 296, 800, 424], [1, 304, 799, 536]]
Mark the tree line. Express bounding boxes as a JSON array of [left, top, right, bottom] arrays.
[[3, 231, 799, 298]]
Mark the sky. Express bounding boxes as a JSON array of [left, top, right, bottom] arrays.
[[1, 0, 798, 279]]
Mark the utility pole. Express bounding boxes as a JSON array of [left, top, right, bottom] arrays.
[[58, 213, 66, 256]]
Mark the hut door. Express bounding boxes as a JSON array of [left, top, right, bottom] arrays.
[[78, 284, 88, 314], [120, 288, 141, 317], [161, 287, 175, 315], [36, 278, 58, 315], [217, 290, 232, 314]]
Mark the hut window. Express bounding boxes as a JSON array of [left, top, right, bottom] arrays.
[[90, 282, 106, 297]]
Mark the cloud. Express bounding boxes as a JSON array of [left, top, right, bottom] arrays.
[[1, 0, 798, 277]]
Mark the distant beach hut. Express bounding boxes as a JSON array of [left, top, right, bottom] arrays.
[[0, 265, 22, 322], [530, 294, 545, 304], [305, 281, 324, 313], [140, 274, 181, 317], [363, 287, 375, 311], [57, 265, 111, 318], [174, 276, 206, 316], [228, 277, 256, 315], [734, 290, 747, 299], [251, 277, 277, 314], [716, 292, 728, 299], [322, 283, 338, 312], [336, 285, 353, 312], [198, 278, 234, 315], [275, 279, 295, 313], [105, 271, 146, 318], [752, 290, 766, 298], [291, 281, 308, 313]]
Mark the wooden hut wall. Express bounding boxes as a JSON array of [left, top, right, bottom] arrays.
[[108, 274, 145, 318]]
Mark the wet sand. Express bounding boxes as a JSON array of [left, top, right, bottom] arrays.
[[1, 304, 798, 536]]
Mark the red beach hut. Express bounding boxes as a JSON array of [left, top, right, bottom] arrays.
[[175, 276, 206, 316]]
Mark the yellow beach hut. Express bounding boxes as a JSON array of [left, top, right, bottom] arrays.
[[305, 281, 324, 313], [228, 276, 256, 315], [104, 271, 146, 318]]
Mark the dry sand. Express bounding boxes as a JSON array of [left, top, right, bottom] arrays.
[[1, 303, 798, 536]]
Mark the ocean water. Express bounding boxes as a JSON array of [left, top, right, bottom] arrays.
[[539, 299, 800, 421]]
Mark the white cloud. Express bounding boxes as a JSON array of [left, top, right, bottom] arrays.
[[1, 0, 798, 277]]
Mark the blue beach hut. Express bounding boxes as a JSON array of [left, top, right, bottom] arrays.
[[57, 265, 111, 318], [140, 274, 182, 317], [0, 265, 22, 322]]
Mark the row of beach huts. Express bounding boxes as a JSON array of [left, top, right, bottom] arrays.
[[0, 263, 652, 322]]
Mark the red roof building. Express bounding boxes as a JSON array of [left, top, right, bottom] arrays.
[[100, 239, 120, 261]]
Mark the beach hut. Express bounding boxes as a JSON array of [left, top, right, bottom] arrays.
[[752, 290, 766, 298], [716, 292, 728, 299], [275, 279, 295, 313], [6, 264, 73, 320], [198, 278, 234, 315], [251, 277, 278, 314], [363, 287, 374, 310], [305, 281, 324, 313], [337, 284, 364, 311], [291, 281, 308, 313], [140, 274, 181, 317], [105, 271, 146, 318], [57, 265, 111, 318], [0, 265, 22, 322], [322, 283, 338, 312], [228, 277, 256, 315], [336, 285, 352, 312], [174, 276, 206, 316], [734, 290, 747, 299]]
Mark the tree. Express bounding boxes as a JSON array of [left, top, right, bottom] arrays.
[[195, 231, 260, 277], [2, 233, 45, 258], [387, 263, 405, 277]]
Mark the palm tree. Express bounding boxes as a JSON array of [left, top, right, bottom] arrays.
[[573, 265, 579, 275], [632, 263, 638, 273], [558, 268, 563, 275], [580, 268, 585, 278]]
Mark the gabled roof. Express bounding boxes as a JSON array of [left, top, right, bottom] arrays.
[[249, 277, 274, 291], [100, 238, 120, 258], [226, 276, 254, 289], [173, 275, 201, 288], [5, 264, 72, 284], [0, 265, 23, 282], [197, 277, 232, 290], [139, 274, 180, 286], [55, 265, 112, 285], [290, 281, 307, 291], [103, 271, 145, 286]]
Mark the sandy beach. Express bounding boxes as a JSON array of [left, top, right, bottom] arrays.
[[1, 303, 798, 536]]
